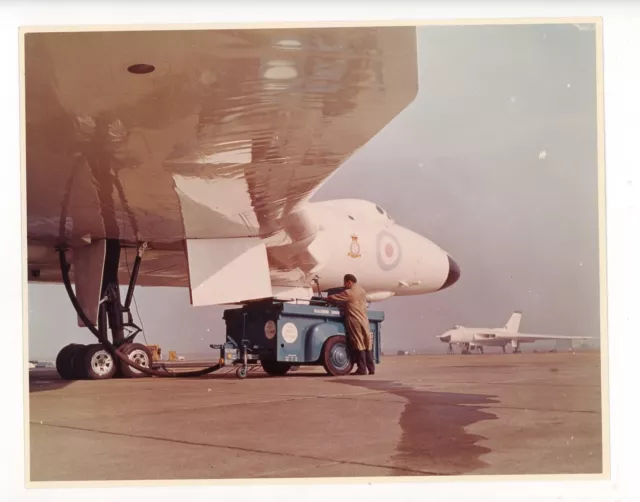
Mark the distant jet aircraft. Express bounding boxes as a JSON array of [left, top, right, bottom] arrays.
[[437, 312, 595, 354], [24, 26, 460, 380]]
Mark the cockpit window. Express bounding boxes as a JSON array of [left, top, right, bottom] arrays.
[[375, 205, 384, 215], [348, 215, 355, 220]]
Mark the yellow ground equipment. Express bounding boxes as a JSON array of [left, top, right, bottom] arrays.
[[146, 345, 161, 361]]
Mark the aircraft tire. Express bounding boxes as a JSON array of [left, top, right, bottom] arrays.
[[261, 360, 292, 376], [55, 343, 83, 380], [321, 335, 354, 376], [83, 344, 118, 380], [119, 343, 153, 378], [71, 345, 90, 379]]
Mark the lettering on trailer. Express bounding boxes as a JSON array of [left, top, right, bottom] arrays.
[[313, 308, 340, 315]]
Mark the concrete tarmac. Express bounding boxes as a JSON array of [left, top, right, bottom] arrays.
[[28, 352, 604, 482]]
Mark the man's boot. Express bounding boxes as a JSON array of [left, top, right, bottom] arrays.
[[365, 350, 376, 375], [354, 351, 367, 375]]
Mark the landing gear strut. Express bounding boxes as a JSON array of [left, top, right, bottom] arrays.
[[55, 239, 224, 380], [55, 240, 151, 380]]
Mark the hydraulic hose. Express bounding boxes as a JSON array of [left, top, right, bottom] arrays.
[[58, 248, 224, 378]]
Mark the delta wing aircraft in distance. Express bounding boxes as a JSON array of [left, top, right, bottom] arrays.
[[438, 312, 595, 354], [24, 26, 460, 380]]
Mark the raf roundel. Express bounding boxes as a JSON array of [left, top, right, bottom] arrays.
[[376, 230, 402, 271]]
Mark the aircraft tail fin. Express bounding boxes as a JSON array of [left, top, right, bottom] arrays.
[[505, 311, 522, 333]]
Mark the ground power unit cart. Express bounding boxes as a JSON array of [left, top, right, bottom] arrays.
[[212, 299, 384, 379]]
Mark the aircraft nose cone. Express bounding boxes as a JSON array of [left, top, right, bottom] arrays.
[[440, 334, 451, 343], [439, 255, 461, 290]]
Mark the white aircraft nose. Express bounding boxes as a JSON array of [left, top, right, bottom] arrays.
[[438, 255, 460, 291]]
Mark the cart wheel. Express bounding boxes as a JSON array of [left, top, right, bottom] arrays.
[[261, 360, 292, 376], [236, 367, 248, 379], [321, 335, 354, 376]]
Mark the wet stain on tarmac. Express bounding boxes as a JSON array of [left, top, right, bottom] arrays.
[[337, 379, 499, 475]]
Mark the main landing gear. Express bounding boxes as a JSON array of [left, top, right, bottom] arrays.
[[500, 343, 521, 354], [460, 344, 484, 355], [55, 239, 224, 381], [55, 240, 154, 380]]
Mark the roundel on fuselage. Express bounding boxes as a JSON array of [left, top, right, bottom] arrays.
[[376, 230, 402, 271]]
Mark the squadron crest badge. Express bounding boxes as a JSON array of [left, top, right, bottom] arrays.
[[348, 235, 362, 258]]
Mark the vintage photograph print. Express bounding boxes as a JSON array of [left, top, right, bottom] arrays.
[[23, 20, 606, 484]]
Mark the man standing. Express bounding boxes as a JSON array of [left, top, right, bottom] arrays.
[[327, 274, 375, 375]]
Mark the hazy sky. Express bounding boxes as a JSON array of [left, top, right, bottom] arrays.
[[27, 23, 600, 359]]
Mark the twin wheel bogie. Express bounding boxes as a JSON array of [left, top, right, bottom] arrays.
[[55, 342, 153, 381]]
